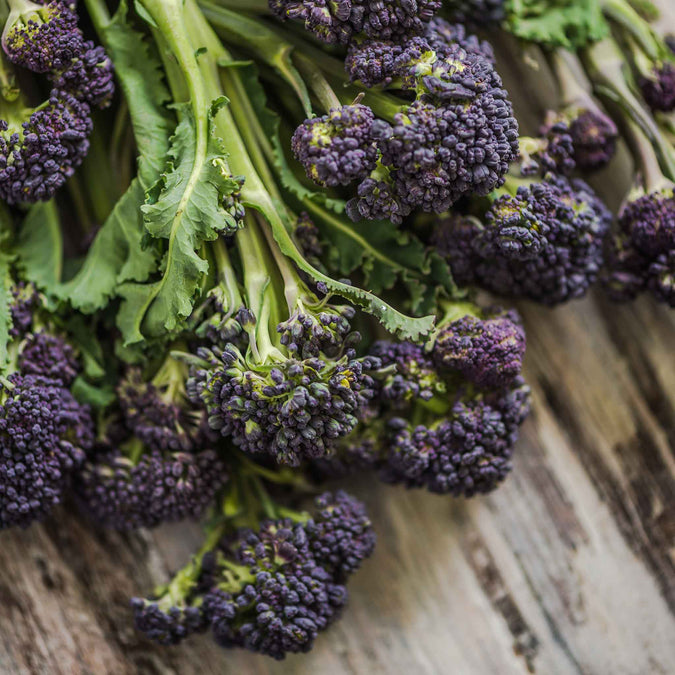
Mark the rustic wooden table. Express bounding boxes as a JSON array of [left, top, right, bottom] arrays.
[[2, 8, 675, 675]]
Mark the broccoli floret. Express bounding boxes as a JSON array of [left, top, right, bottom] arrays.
[[600, 109, 675, 307], [269, 0, 440, 44], [431, 304, 526, 389], [0, 88, 92, 204], [0, 373, 93, 529], [546, 49, 618, 171], [3, 0, 114, 109], [18, 330, 79, 386], [75, 355, 227, 529], [75, 445, 227, 530], [0, 276, 93, 530], [291, 103, 378, 187], [443, 0, 505, 26], [435, 170, 612, 305], [324, 332, 531, 495], [346, 43, 518, 221], [132, 490, 375, 658], [186, 227, 380, 467], [345, 20, 494, 88]]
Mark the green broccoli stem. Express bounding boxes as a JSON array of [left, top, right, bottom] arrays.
[[548, 49, 605, 115], [152, 516, 229, 611], [582, 38, 675, 179], [236, 214, 284, 363], [600, 0, 667, 61], [203, 0, 270, 13], [622, 115, 675, 194], [293, 51, 342, 112], [212, 236, 244, 316]]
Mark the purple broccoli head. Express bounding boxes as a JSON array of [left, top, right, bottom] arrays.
[[291, 104, 378, 187]]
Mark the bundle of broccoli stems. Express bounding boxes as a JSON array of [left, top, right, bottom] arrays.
[[0, 0, 672, 660]]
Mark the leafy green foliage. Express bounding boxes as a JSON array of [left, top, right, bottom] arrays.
[[0, 250, 12, 373], [15, 202, 62, 294], [119, 100, 242, 344], [504, 0, 608, 49], [61, 0, 172, 313]]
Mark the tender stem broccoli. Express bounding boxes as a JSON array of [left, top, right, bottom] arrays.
[[545, 49, 618, 171], [74, 351, 228, 530], [132, 480, 375, 658], [600, 0, 675, 112], [601, 117, 675, 305]]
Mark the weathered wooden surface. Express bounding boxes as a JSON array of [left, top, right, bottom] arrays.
[[2, 9, 675, 675], [1, 293, 674, 675]]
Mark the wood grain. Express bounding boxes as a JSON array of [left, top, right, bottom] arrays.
[[1, 7, 675, 675]]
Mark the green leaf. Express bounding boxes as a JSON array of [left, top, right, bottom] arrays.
[[105, 1, 174, 182], [72, 376, 116, 409], [504, 0, 608, 49], [0, 250, 12, 373], [15, 201, 62, 293], [59, 0, 174, 313], [58, 179, 158, 312], [119, 100, 241, 344]]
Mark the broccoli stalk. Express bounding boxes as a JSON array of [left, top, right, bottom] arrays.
[[600, 0, 675, 111]]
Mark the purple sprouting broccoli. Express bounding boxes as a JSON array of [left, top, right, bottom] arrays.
[[75, 444, 227, 530], [0, 88, 92, 204], [443, 0, 505, 26], [347, 44, 518, 222], [323, 332, 531, 495], [3, 0, 115, 109], [187, 227, 380, 467], [291, 104, 378, 187], [601, 118, 675, 306], [344, 20, 494, 88], [0, 276, 94, 530], [74, 355, 227, 529], [599, 0, 675, 112], [434, 169, 612, 305], [132, 490, 375, 657], [8, 280, 39, 337], [0, 373, 94, 529], [305, 490, 376, 582], [424, 17, 495, 64], [269, 0, 440, 44], [18, 330, 79, 386], [431, 303, 526, 389], [1, 0, 79, 73], [518, 124, 576, 177], [546, 50, 618, 171]]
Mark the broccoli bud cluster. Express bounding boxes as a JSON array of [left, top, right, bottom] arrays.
[[0, 0, 113, 203], [189, 340, 380, 467], [74, 361, 228, 530], [269, 0, 440, 44], [435, 172, 612, 305], [316, 305, 530, 497], [132, 490, 375, 658], [293, 19, 518, 223], [602, 187, 675, 306], [1, 282, 93, 529]]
